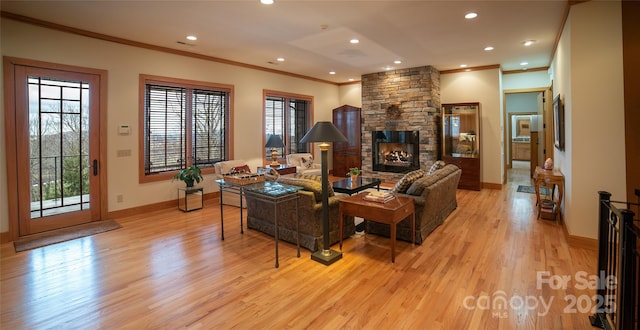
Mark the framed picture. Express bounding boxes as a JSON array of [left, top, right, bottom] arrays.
[[552, 94, 564, 150]]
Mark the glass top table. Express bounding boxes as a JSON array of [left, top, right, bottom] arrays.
[[332, 176, 382, 195], [216, 179, 302, 268]]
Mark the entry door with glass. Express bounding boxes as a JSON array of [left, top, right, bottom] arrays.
[[13, 65, 102, 235]]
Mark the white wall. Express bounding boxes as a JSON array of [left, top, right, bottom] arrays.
[[0, 18, 341, 231], [506, 93, 539, 113], [552, 0, 625, 239], [441, 68, 503, 186], [338, 83, 362, 108], [502, 71, 550, 90]]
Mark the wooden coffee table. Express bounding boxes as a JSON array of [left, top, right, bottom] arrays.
[[338, 192, 415, 263]]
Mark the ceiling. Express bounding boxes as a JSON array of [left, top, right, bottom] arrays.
[[1, 0, 568, 84]]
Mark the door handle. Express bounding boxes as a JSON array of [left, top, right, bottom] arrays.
[[93, 159, 98, 176]]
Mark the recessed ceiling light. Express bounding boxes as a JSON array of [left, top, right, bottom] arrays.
[[523, 40, 536, 46], [348, 78, 355, 81], [520, 62, 529, 66], [276, 57, 285, 62], [394, 60, 402, 64], [186, 35, 197, 41], [460, 64, 468, 68], [329, 71, 336, 75], [260, 0, 274, 4], [385, 66, 393, 71], [484, 46, 494, 51], [465, 12, 478, 19], [350, 38, 359, 44]]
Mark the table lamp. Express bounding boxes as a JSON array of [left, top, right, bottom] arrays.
[[265, 134, 285, 166], [299, 121, 347, 265]]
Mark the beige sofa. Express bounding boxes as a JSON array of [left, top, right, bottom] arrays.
[[366, 164, 462, 244], [245, 174, 355, 251]]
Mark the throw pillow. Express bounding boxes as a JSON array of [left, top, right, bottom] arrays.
[[231, 164, 251, 174], [390, 169, 424, 193], [427, 160, 446, 175], [300, 157, 313, 169], [406, 177, 429, 196]]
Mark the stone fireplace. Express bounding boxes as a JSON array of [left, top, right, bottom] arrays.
[[361, 66, 441, 182]]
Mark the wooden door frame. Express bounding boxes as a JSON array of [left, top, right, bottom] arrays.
[[502, 87, 550, 183], [3, 57, 109, 241]]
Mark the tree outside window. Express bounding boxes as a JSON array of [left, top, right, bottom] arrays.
[[141, 75, 232, 182]]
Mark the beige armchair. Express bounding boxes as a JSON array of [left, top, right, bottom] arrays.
[[213, 159, 249, 208], [286, 153, 321, 175]]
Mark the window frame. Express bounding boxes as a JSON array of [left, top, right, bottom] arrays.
[[262, 90, 314, 164], [139, 75, 234, 183]]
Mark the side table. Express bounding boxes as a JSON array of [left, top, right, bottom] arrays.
[[178, 187, 204, 212], [533, 167, 564, 221], [338, 192, 415, 263]]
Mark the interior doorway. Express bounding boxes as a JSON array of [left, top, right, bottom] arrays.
[[503, 88, 551, 183]]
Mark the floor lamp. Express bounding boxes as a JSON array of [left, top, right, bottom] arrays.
[[299, 121, 347, 265]]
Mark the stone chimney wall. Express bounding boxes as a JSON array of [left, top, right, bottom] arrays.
[[361, 66, 441, 183]]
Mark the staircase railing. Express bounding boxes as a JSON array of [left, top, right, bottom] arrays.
[[590, 190, 639, 330]]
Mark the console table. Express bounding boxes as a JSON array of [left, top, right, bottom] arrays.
[[216, 179, 246, 240], [533, 167, 564, 221], [243, 182, 302, 268], [217, 179, 302, 268]]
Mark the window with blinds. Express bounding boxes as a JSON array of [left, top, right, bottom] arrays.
[[143, 79, 230, 177], [264, 94, 311, 157]]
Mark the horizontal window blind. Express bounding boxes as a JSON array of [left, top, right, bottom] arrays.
[[144, 83, 230, 176], [145, 85, 185, 174]]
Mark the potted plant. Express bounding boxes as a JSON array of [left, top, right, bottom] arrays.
[[174, 165, 204, 188], [347, 167, 362, 182]]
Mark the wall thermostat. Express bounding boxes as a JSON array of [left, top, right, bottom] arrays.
[[118, 124, 130, 135]]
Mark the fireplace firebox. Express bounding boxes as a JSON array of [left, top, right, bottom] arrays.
[[372, 130, 420, 173]]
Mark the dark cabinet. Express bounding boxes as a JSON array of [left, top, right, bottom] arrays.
[[442, 103, 481, 190], [332, 105, 361, 177]]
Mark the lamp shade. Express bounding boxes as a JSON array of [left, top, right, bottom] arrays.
[[265, 134, 285, 148], [299, 121, 347, 144]]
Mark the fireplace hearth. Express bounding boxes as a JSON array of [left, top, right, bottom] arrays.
[[372, 131, 420, 173]]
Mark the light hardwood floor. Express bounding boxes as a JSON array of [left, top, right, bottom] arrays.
[[1, 165, 598, 329]]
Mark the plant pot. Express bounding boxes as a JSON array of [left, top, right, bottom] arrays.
[[350, 175, 359, 183], [185, 180, 195, 188]]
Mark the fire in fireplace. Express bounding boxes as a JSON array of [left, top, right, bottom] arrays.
[[372, 130, 420, 173]]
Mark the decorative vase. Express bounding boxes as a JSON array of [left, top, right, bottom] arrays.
[[350, 174, 359, 183]]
